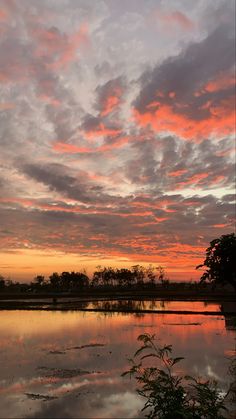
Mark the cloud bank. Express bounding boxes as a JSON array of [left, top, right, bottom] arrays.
[[0, 0, 235, 280]]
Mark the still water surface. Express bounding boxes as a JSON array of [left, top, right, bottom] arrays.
[[0, 300, 235, 418]]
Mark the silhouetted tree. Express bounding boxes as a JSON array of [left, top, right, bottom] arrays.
[[145, 265, 156, 287], [102, 267, 114, 287], [117, 268, 135, 287], [5, 279, 14, 289], [69, 271, 89, 290], [60, 271, 71, 290], [0, 275, 5, 290], [30, 275, 46, 291], [91, 266, 104, 287], [91, 265, 166, 289], [49, 272, 61, 289], [196, 233, 236, 292], [49, 271, 89, 292], [132, 265, 145, 287], [34, 275, 45, 286]]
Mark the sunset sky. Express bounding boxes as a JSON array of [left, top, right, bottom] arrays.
[[0, 0, 235, 282]]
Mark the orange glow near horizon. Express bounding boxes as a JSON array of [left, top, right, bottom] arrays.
[[0, 247, 202, 283], [0, 1, 235, 286]]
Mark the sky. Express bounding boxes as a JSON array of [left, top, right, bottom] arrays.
[[0, 0, 235, 282]]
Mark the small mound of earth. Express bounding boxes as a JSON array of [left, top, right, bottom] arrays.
[[37, 367, 92, 378], [66, 343, 105, 350], [25, 393, 57, 401], [133, 324, 155, 328], [163, 322, 202, 326]]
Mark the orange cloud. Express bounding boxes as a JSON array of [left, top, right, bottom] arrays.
[[0, 102, 15, 110], [100, 87, 123, 116], [168, 169, 188, 177], [50, 24, 89, 70], [99, 136, 129, 151], [209, 175, 226, 185], [0, 8, 7, 21], [53, 142, 92, 154], [0, 198, 33, 206], [154, 9, 194, 31], [215, 147, 235, 157], [213, 224, 230, 228], [129, 198, 178, 212], [84, 123, 122, 139], [1, 197, 161, 220], [39, 94, 61, 107], [204, 72, 235, 93], [32, 23, 89, 71], [53, 136, 129, 154], [161, 11, 194, 31], [133, 97, 235, 140], [174, 173, 209, 189]]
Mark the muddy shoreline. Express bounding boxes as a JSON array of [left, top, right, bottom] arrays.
[[0, 288, 235, 301], [0, 290, 235, 314]]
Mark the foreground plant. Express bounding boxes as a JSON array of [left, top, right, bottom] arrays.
[[122, 334, 228, 419]]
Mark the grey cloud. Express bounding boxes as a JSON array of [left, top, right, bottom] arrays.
[[0, 192, 234, 257], [21, 162, 119, 204], [81, 113, 122, 135], [222, 194, 236, 203], [125, 135, 235, 191], [0, 0, 235, 278], [95, 76, 126, 114], [134, 24, 235, 120]]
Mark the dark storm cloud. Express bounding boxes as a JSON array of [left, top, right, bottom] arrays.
[[134, 24, 235, 120], [21, 162, 118, 204]]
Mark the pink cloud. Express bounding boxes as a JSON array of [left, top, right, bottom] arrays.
[[209, 175, 226, 185], [204, 72, 235, 93], [32, 22, 89, 71], [162, 11, 194, 30], [0, 8, 7, 21], [99, 83, 124, 117], [53, 143, 92, 154], [0, 102, 15, 110], [84, 123, 122, 139], [168, 169, 188, 177], [153, 9, 194, 31], [53, 136, 130, 154], [213, 224, 230, 228], [133, 97, 235, 141], [38, 94, 61, 107], [100, 91, 122, 116], [174, 173, 209, 189]]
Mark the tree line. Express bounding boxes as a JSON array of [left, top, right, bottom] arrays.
[[1, 233, 235, 293], [0, 265, 169, 293]]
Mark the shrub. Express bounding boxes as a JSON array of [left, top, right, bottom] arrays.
[[122, 334, 228, 419]]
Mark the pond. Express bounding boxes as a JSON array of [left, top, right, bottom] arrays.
[[0, 301, 235, 418]]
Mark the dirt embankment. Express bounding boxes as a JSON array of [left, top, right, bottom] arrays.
[[0, 289, 235, 314]]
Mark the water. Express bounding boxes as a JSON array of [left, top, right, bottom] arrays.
[[0, 301, 235, 418]]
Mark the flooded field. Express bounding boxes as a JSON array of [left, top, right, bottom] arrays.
[[0, 301, 235, 418]]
